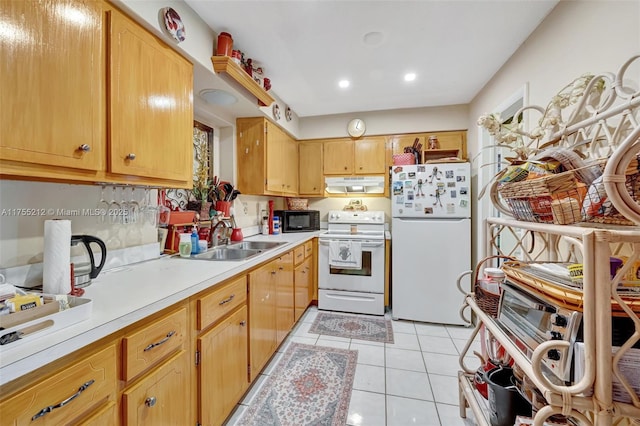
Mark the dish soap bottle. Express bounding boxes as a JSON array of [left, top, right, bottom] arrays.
[[190, 227, 199, 255], [178, 233, 192, 258]]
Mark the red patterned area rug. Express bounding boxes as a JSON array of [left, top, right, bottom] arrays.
[[309, 312, 394, 343], [237, 343, 357, 426]]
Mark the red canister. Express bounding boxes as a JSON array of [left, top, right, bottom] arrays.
[[216, 32, 233, 56]]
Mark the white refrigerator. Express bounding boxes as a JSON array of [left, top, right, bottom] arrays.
[[391, 162, 471, 325]]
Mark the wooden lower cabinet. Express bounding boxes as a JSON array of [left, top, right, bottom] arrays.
[[122, 350, 191, 425], [294, 256, 313, 322], [248, 262, 277, 381], [0, 345, 117, 425], [75, 401, 118, 425], [275, 252, 294, 345], [198, 305, 249, 426]]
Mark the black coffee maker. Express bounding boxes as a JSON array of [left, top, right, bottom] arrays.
[[71, 235, 107, 288]]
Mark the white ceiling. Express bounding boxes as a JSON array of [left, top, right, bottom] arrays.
[[185, 0, 558, 118]]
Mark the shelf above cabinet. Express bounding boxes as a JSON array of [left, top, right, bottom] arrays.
[[211, 56, 275, 107]]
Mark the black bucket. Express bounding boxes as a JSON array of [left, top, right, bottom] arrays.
[[486, 366, 532, 426]]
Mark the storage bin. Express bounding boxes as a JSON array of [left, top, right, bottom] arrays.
[[392, 153, 416, 165]]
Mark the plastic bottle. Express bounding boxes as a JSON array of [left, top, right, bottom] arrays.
[[273, 217, 280, 235], [190, 228, 199, 255], [178, 233, 192, 258]]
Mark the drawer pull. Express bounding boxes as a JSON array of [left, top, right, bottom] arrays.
[[145, 396, 157, 407], [31, 379, 95, 420], [239, 321, 246, 327], [218, 294, 235, 305], [126, 153, 136, 160], [143, 331, 176, 352], [301, 270, 306, 274], [78, 144, 91, 152]]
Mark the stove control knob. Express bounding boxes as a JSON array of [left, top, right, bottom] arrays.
[[546, 331, 562, 340], [550, 313, 567, 327], [547, 349, 562, 361]]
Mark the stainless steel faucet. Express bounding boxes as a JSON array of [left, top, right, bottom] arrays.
[[211, 219, 231, 246]]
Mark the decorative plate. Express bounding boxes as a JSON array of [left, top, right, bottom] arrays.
[[162, 7, 186, 42], [273, 104, 281, 121], [285, 106, 293, 121]]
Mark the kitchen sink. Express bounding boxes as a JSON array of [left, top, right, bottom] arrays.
[[227, 241, 287, 250], [188, 241, 287, 261], [191, 247, 261, 261]]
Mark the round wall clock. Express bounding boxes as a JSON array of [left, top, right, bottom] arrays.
[[347, 118, 366, 137]]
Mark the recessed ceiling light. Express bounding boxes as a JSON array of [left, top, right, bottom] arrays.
[[199, 89, 238, 106], [339, 80, 350, 89], [363, 31, 385, 46], [404, 73, 416, 82]]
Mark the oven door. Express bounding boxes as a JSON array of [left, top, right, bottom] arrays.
[[318, 238, 385, 293]]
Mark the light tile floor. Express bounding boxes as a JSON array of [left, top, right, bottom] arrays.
[[225, 306, 481, 426]]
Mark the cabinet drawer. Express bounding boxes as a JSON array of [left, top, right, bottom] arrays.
[[293, 245, 305, 266], [0, 345, 117, 425], [122, 350, 190, 426], [275, 251, 293, 272], [304, 240, 313, 258], [122, 307, 187, 381], [197, 275, 247, 330]]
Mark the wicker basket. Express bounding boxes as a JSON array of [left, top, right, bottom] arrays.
[[287, 198, 309, 210], [473, 255, 515, 317], [498, 159, 640, 226]]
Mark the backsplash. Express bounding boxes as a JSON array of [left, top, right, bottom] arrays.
[[0, 180, 158, 269]]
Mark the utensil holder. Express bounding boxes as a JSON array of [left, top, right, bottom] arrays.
[[215, 201, 231, 217]]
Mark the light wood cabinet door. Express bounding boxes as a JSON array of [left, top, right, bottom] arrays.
[[0, 345, 117, 425], [0, 0, 105, 172], [323, 139, 354, 174], [122, 350, 191, 426], [109, 8, 193, 183], [275, 252, 294, 345], [283, 136, 299, 196], [355, 137, 386, 174], [294, 256, 313, 322], [197, 275, 247, 331], [298, 142, 324, 196], [265, 122, 285, 193], [237, 118, 267, 195], [248, 262, 277, 380], [198, 305, 249, 426]]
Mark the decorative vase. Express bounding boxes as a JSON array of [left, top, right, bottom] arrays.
[[200, 201, 212, 220]]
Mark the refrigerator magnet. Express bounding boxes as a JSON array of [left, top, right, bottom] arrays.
[[413, 179, 425, 197], [417, 165, 425, 172], [407, 190, 414, 201], [393, 182, 403, 195], [396, 196, 404, 203], [445, 170, 454, 179], [447, 182, 456, 188], [450, 190, 457, 198], [456, 175, 466, 182], [460, 199, 468, 207], [408, 172, 416, 178], [447, 203, 456, 214], [399, 173, 406, 180], [414, 203, 423, 211], [424, 207, 433, 214], [404, 203, 413, 208], [460, 187, 468, 195]]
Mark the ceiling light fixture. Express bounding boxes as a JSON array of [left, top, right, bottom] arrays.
[[338, 80, 350, 89], [404, 73, 416, 82], [199, 89, 238, 106]]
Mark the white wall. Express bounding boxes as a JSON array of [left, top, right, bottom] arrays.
[[468, 0, 640, 264]]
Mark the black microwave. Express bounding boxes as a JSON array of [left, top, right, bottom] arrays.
[[274, 210, 320, 233]]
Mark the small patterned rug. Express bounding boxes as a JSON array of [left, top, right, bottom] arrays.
[[309, 312, 394, 343], [237, 343, 357, 426]]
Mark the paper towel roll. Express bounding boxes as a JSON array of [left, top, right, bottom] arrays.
[[43, 220, 71, 295]]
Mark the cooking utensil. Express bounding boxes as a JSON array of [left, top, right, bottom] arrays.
[[223, 183, 234, 201], [0, 319, 54, 345], [230, 189, 240, 201]]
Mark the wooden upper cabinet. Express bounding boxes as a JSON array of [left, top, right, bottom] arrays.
[[108, 8, 193, 183], [298, 142, 324, 196], [0, 0, 106, 172], [237, 117, 298, 196], [323, 139, 354, 174], [355, 137, 386, 174]]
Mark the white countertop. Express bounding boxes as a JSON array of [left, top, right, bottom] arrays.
[[0, 232, 319, 386]]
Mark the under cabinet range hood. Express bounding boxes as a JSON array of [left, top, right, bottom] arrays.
[[325, 176, 385, 194]]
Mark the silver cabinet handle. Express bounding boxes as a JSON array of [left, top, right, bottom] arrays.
[[219, 294, 235, 305], [143, 331, 175, 352], [239, 321, 246, 326], [126, 153, 136, 160], [32, 379, 95, 420], [78, 144, 91, 152], [145, 396, 157, 407], [301, 270, 307, 274]]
